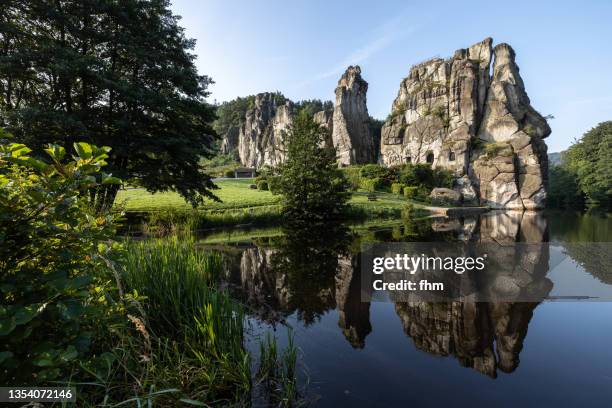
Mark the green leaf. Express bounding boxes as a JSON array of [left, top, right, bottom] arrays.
[[0, 317, 16, 336], [101, 176, 121, 185], [0, 128, 13, 139], [74, 142, 93, 160], [10, 144, 31, 158], [14, 304, 41, 325], [32, 357, 55, 367], [44, 144, 66, 161], [37, 368, 61, 381], [25, 157, 48, 171], [59, 345, 78, 362]]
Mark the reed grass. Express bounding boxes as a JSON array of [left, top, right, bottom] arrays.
[[88, 236, 302, 406]]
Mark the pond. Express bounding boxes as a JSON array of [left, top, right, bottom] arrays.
[[202, 211, 612, 407]]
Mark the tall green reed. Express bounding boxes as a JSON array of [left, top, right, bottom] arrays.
[[121, 237, 251, 404]]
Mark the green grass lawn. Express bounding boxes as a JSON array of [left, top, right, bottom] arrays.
[[116, 179, 428, 230], [116, 178, 281, 211]]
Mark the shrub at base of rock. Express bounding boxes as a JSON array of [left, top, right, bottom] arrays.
[[391, 183, 405, 195], [403, 186, 418, 199], [430, 188, 461, 206], [360, 177, 383, 192]]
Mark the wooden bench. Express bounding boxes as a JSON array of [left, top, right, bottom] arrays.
[[367, 193, 377, 201]]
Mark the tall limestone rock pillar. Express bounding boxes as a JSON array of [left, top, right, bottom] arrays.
[[380, 38, 551, 209], [473, 43, 551, 210], [332, 66, 376, 165]]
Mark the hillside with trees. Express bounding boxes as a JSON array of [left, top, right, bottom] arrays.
[[548, 121, 612, 210]]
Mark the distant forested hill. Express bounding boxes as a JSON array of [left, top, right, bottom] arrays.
[[548, 152, 563, 167]]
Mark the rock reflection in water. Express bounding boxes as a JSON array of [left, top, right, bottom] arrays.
[[393, 211, 551, 377], [395, 301, 538, 378], [222, 211, 553, 377]]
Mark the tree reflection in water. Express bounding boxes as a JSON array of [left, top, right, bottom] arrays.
[[220, 211, 581, 377]]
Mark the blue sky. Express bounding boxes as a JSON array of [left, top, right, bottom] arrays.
[[170, 0, 612, 152]]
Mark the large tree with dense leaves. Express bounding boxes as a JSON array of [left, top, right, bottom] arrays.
[[0, 0, 218, 209]]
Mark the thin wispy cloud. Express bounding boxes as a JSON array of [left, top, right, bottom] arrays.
[[296, 10, 422, 88]]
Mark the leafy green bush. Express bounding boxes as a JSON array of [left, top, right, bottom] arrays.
[[0, 140, 123, 384], [433, 168, 454, 189], [403, 186, 418, 199], [360, 177, 384, 192], [359, 164, 387, 179], [398, 163, 433, 186], [224, 169, 236, 178], [416, 186, 432, 203], [397, 163, 454, 194], [257, 180, 269, 191], [391, 183, 405, 195], [268, 175, 282, 195], [342, 166, 362, 191]]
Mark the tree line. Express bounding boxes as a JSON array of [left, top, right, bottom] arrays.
[[548, 121, 611, 210]]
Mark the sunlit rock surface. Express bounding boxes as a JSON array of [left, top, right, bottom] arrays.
[[380, 38, 550, 209], [332, 66, 376, 165], [237, 93, 294, 168]]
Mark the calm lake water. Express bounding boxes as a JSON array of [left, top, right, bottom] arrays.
[[202, 211, 612, 407]]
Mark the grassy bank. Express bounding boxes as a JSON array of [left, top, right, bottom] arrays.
[[117, 179, 428, 232]]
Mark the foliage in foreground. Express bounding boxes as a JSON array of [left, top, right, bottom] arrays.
[[0, 138, 300, 406], [120, 238, 251, 405], [0, 140, 124, 383], [120, 237, 300, 406]]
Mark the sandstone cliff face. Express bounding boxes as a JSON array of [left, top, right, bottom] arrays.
[[220, 126, 240, 158], [332, 66, 376, 165], [381, 38, 550, 209], [237, 93, 294, 168]]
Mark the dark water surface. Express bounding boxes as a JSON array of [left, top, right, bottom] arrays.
[[203, 211, 612, 407]]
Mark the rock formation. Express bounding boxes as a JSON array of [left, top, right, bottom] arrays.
[[394, 210, 551, 377], [219, 38, 550, 209], [236, 92, 294, 168], [220, 126, 240, 159], [224, 68, 376, 168], [380, 38, 550, 209], [395, 301, 539, 378], [313, 108, 334, 148], [332, 66, 376, 165]]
